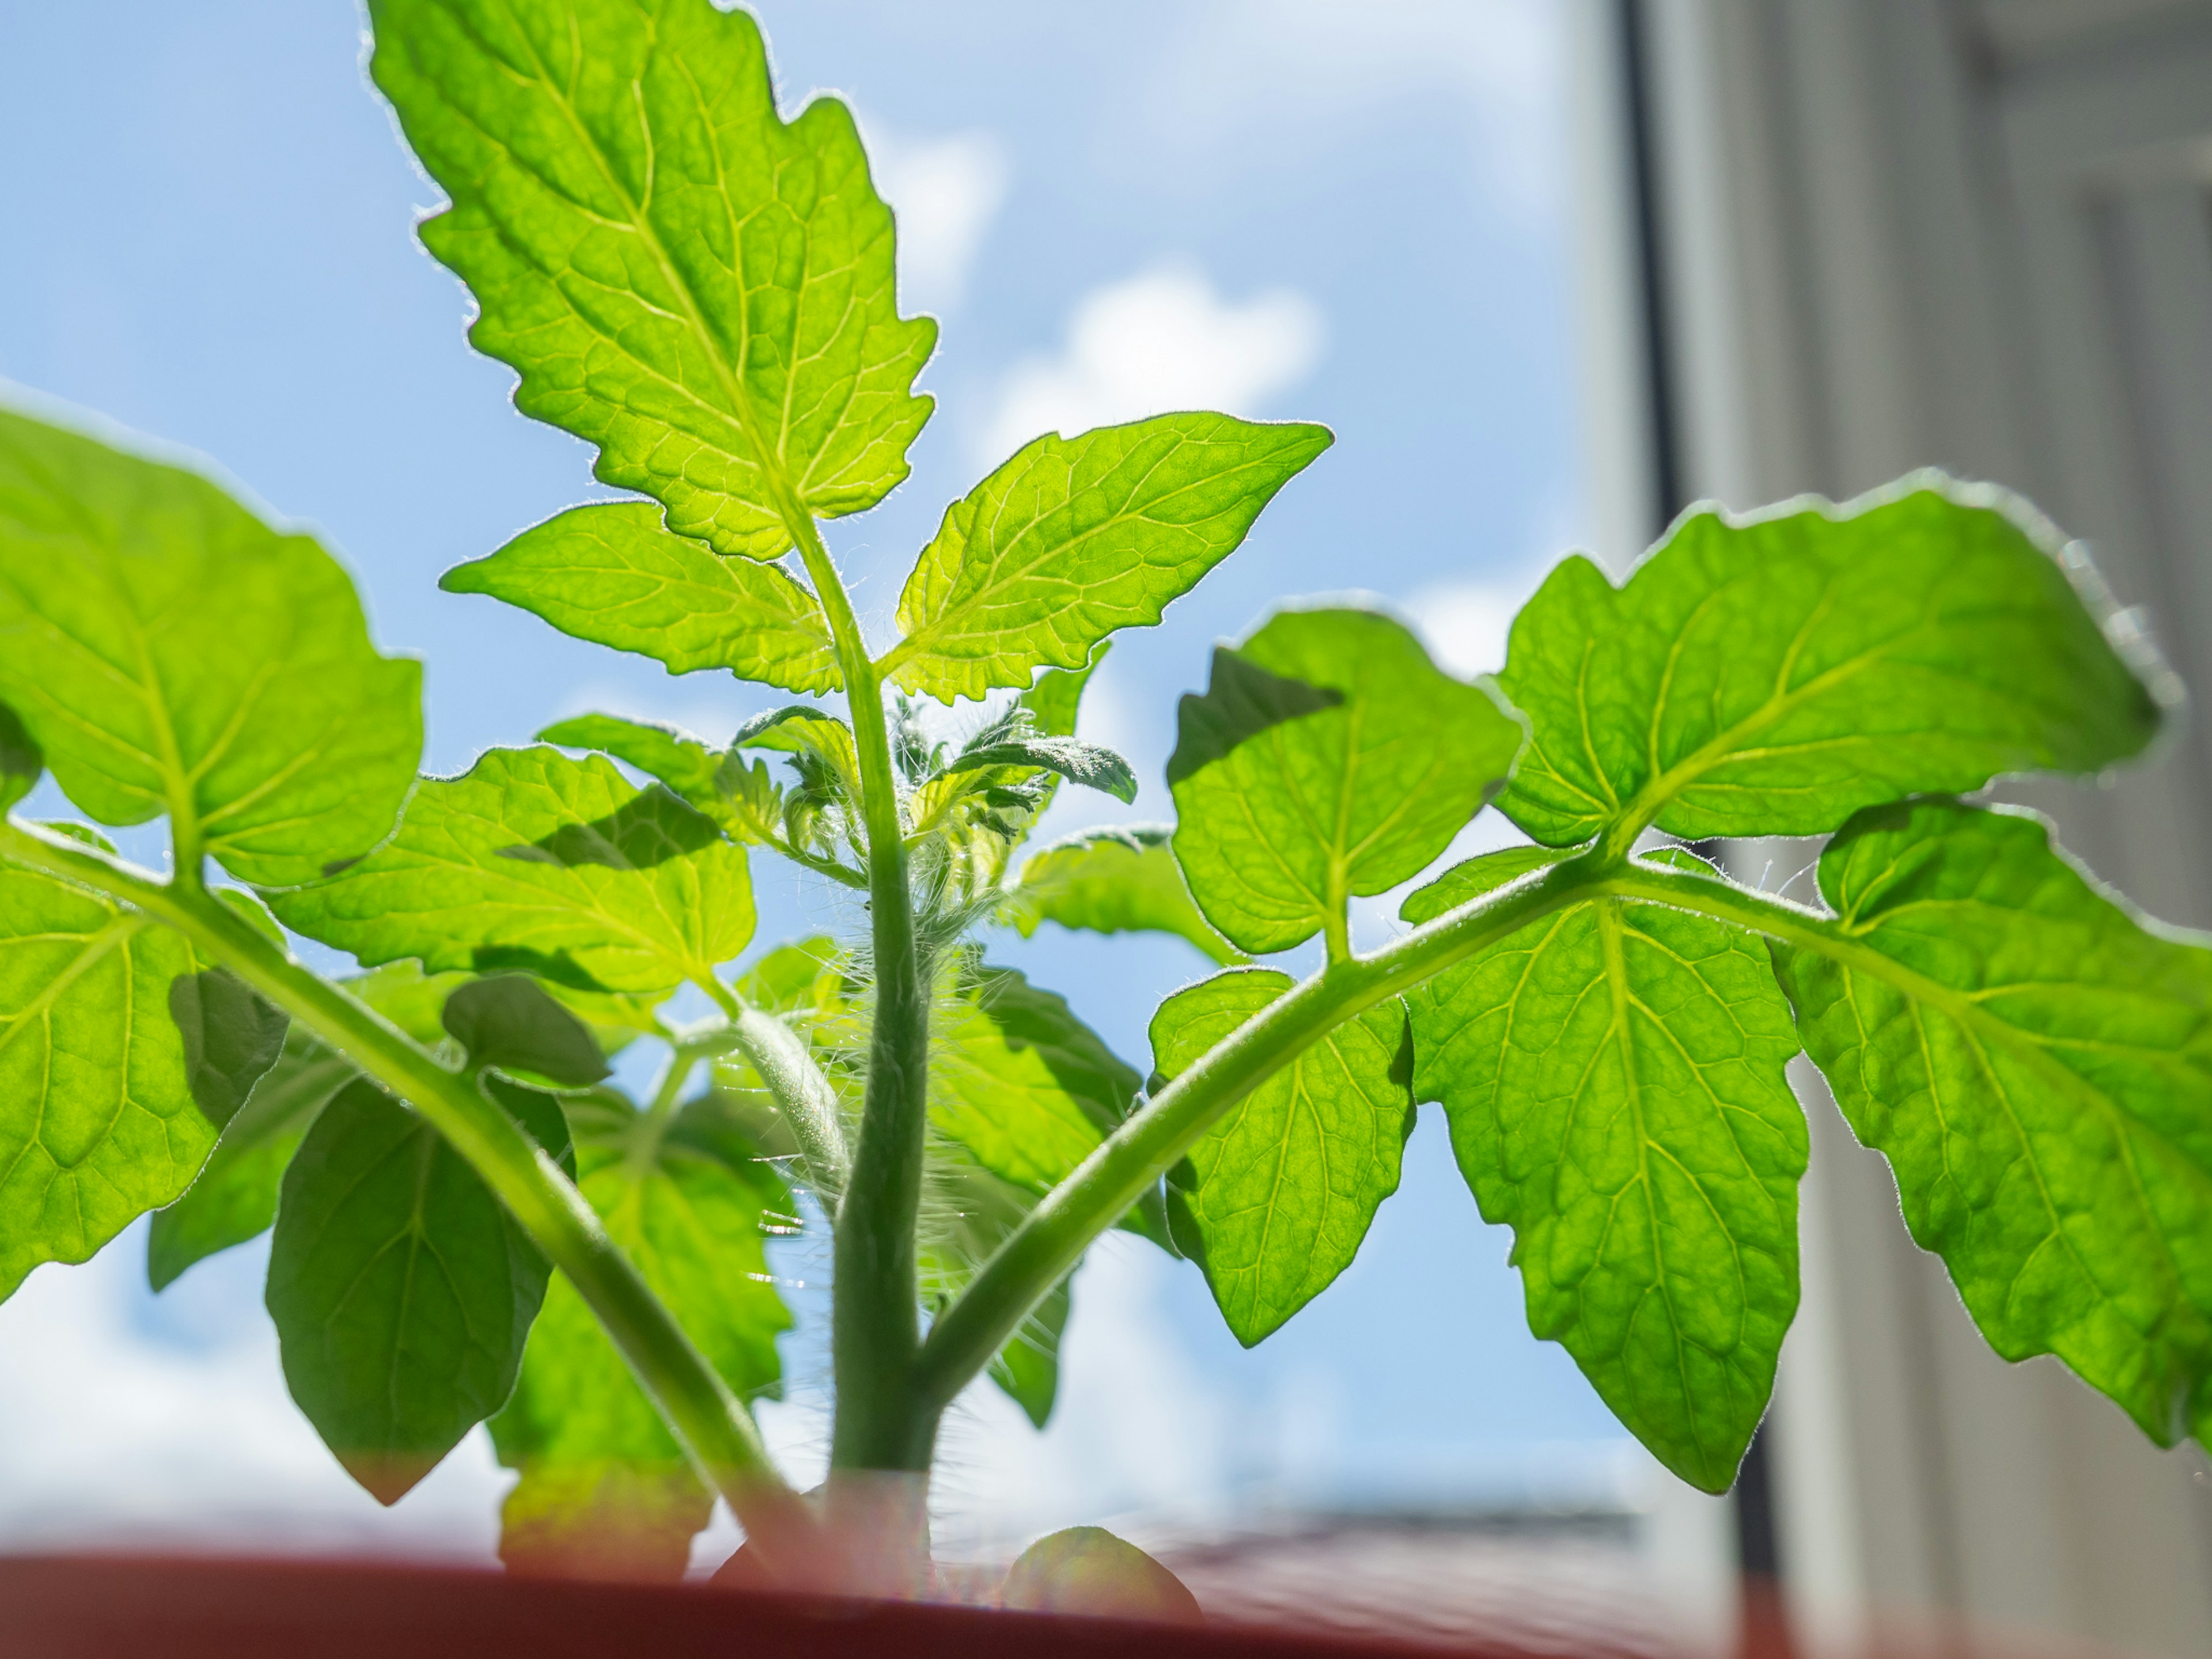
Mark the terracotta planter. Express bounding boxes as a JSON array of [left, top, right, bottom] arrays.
[[0, 1555, 1581, 1659]]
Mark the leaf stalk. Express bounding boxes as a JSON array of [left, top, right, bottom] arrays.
[[0, 819, 826, 1580]]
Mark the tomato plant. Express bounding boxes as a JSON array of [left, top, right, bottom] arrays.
[[2, 0, 2205, 1603]]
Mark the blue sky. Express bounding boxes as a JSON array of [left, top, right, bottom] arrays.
[[0, 0, 1633, 1559]]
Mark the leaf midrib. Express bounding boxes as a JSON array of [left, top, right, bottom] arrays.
[[475, 0, 799, 535]]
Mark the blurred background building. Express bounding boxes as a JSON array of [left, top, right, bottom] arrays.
[[1, 2, 2209, 1655]]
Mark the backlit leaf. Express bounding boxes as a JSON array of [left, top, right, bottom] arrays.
[[490, 1091, 791, 1578], [1771, 800, 2212, 1451], [539, 714, 723, 812], [370, 0, 935, 558], [922, 1150, 1073, 1430], [1402, 847, 1806, 1491], [1496, 481, 2162, 847], [1152, 969, 1415, 1344], [268, 1077, 573, 1503], [445, 503, 840, 692], [930, 965, 1140, 1202], [1009, 825, 1241, 967], [271, 747, 754, 997], [0, 407, 422, 885], [0, 862, 226, 1301], [1171, 608, 1525, 955], [883, 415, 1332, 701], [147, 1028, 354, 1292]]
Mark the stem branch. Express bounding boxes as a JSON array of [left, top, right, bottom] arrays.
[[0, 819, 824, 1579], [912, 851, 1605, 1409]]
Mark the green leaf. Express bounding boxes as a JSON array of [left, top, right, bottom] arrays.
[[214, 887, 287, 949], [1021, 642, 1109, 739], [147, 1027, 355, 1291], [945, 734, 1138, 805], [369, 0, 935, 559], [882, 415, 1334, 701], [0, 862, 226, 1301], [0, 700, 40, 813], [271, 747, 755, 997], [1169, 608, 1525, 956], [1000, 1527, 1203, 1625], [930, 966, 1141, 1201], [147, 961, 574, 1293], [0, 407, 423, 886], [1151, 969, 1414, 1344], [445, 503, 840, 692], [268, 1076, 571, 1503], [922, 1151, 1073, 1430], [1400, 847, 1806, 1491], [169, 968, 290, 1130], [539, 714, 722, 811], [442, 975, 612, 1090], [1771, 800, 2212, 1451], [1009, 825, 1242, 967], [1495, 481, 2163, 849], [489, 1092, 792, 1578]]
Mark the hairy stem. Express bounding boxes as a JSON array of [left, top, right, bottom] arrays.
[[912, 850, 1607, 1409], [773, 497, 938, 1474], [0, 819, 825, 1580], [733, 1005, 851, 1198]]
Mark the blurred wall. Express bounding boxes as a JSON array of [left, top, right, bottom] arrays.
[[1608, 1, 2212, 1654]]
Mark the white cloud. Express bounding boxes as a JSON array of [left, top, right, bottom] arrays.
[[1145, 0, 1563, 218], [0, 1224, 505, 1556], [862, 124, 1010, 316], [976, 263, 1324, 468]]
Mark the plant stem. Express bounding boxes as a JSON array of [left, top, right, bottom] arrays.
[[733, 1005, 851, 1199], [912, 850, 1606, 1410], [0, 819, 825, 1580], [692, 974, 851, 1199], [914, 853, 1870, 1411], [772, 494, 938, 1474]]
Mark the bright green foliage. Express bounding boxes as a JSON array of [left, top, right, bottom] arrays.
[[539, 714, 725, 810], [882, 416, 1333, 701], [1171, 609, 1525, 955], [0, 862, 259, 1300], [268, 1076, 573, 1503], [928, 966, 1142, 1204], [1153, 970, 1415, 1344], [445, 504, 842, 693], [922, 1151, 1074, 1430], [1496, 484, 2160, 848], [272, 747, 755, 997], [490, 1090, 791, 1578], [369, 0, 936, 559], [149, 961, 500, 1291], [0, 409, 422, 885], [1404, 848, 1806, 1491], [1772, 800, 2212, 1450], [10, 0, 2210, 1580], [1010, 826, 1243, 967], [148, 1029, 354, 1291]]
